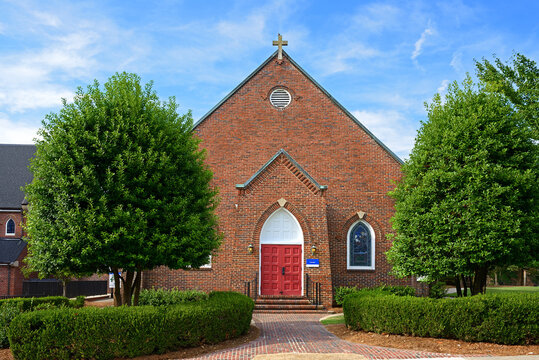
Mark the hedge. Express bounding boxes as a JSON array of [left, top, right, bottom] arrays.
[[0, 296, 84, 348], [8, 291, 254, 360], [0, 296, 84, 311], [138, 288, 208, 306], [343, 292, 538, 345], [334, 284, 415, 305]]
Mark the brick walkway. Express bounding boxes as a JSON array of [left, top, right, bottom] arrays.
[[191, 313, 456, 360]]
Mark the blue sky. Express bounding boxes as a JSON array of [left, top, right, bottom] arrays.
[[0, 0, 537, 159]]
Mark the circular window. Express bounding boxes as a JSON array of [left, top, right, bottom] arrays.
[[269, 88, 291, 109]]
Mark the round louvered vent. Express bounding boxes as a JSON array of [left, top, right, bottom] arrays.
[[270, 88, 291, 109]]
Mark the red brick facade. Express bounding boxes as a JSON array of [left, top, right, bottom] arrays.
[[0, 211, 28, 296], [143, 51, 426, 307]]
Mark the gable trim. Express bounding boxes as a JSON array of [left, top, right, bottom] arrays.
[[235, 149, 327, 193], [193, 50, 403, 165]]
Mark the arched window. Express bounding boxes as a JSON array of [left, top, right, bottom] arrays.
[[6, 219, 15, 235], [347, 220, 375, 270]]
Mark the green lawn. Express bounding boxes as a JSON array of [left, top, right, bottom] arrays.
[[320, 314, 345, 325], [446, 286, 538, 297]]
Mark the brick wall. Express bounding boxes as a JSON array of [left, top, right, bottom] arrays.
[[0, 211, 26, 297], [0, 211, 23, 238], [143, 53, 428, 303]]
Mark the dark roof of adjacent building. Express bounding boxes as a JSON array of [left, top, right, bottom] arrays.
[[0, 238, 27, 264], [0, 144, 35, 209]]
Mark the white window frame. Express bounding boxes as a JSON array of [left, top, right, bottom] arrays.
[[5, 218, 15, 235], [346, 220, 375, 270]]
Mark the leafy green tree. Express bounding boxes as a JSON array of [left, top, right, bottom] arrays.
[[476, 53, 538, 140], [24, 72, 220, 306], [387, 76, 538, 295]]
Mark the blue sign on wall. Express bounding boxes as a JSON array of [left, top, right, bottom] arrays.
[[306, 259, 319, 268]]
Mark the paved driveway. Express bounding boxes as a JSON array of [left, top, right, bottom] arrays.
[[191, 313, 455, 359]]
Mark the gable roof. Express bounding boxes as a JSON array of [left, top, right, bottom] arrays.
[[0, 238, 27, 264], [236, 149, 327, 194], [0, 144, 35, 209], [194, 50, 403, 164]]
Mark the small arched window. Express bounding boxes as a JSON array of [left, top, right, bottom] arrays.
[[6, 219, 15, 235], [347, 220, 375, 270]]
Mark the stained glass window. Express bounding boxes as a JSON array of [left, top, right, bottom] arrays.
[[348, 222, 372, 268], [6, 219, 15, 235]]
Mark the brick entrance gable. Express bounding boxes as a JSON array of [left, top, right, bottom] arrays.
[[143, 50, 427, 304]]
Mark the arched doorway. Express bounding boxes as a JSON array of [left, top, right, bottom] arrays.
[[259, 208, 303, 296]]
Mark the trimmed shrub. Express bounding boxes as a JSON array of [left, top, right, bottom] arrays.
[[428, 281, 447, 299], [138, 288, 208, 306], [9, 291, 254, 360], [0, 296, 71, 311], [0, 303, 22, 348], [335, 284, 415, 305], [376, 284, 415, 297], [334, 286, 359, 305], [343, 292, 538, 345], [0, 296, 84, 348]]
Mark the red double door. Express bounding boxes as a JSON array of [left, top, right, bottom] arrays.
[[260, 244, 302, 296]]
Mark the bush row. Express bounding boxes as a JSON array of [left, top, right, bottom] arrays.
[[9, 291, 254, 360], [343, 292, 538, 345], [0, 296, 85, 348], [334, 284, 415, 305], [0, 296, 84, 311], [138, 288, 208, 306]]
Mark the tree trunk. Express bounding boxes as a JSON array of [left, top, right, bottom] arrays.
[[455, 276, 462, 297], [112, 268, 122, 307], [462, 275, 468, 297], [472, 266, 488, 295], [517, 268, 524, 286], [132, 269, 142, 306], [122, 270, 134, 306], [494, 272, 498, 286], [62, 279, 67, 298]]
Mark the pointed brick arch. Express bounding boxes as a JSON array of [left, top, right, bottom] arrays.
[[252, 200, 313, 248]]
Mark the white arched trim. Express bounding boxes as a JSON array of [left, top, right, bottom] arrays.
[[259, 207, 304, 296], [346, 219, 375, 270], [5, 218, 15, 235], [260, 208, 303, 245]]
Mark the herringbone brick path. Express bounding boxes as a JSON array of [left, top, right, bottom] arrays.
[[190, 313, 455, 359]]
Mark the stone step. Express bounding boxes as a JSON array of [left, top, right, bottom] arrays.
[[255, 298, 311, 305], [257, 295, 306, 300], [255, 304, 319, 311], [254, 309, 328, 314]]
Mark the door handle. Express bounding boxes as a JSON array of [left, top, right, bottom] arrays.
[[282, 267, 285, 276]]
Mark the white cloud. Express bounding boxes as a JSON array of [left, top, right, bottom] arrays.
[[353, 4, 401, 32], [0, 88, 73, 113], [352, 110, 417, 158], [31, 10, 61, 27], [437, 79, 449, 94], [321, 42, 382, 76], [0, 115, 40, 144], [450, 51, 464, 74], [412, 25, 434, 60]]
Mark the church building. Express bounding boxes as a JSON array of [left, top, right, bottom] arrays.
[[142, 37, 425, 308], [1, 37, 425, 306]]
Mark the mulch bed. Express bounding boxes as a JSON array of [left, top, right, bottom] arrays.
[[325, 323, 538, 356]]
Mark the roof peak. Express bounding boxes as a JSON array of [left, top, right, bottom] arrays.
[[193, 49, 402, 164], [236, 149, 327, 194]]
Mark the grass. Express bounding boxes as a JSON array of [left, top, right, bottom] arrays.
[[320, 314, 345, 325], [446, 286, 538, 297]]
